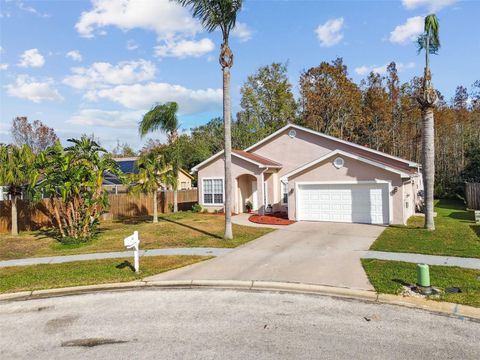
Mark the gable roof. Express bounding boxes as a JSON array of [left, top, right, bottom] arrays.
[[191, 149, 282, 172], [191, 123, 419, 173], [179, 168, 194, 179], [233, 150, 282, 167], [281, 149, 413, 180], [245, 123, 419, 167]]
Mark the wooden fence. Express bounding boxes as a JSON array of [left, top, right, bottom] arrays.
[[0, 189, 198, 234], [465, 182, 480, 210]]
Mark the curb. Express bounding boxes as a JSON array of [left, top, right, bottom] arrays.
[[1, 280, 479, 321]]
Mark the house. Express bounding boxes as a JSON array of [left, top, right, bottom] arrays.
[[192, 124, 423, 225], [104, 157, 194, 192]]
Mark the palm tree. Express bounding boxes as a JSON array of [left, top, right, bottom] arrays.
[[130, 148, 171, 223], [33, 137, 120, 242], [0, 144, 36, 235], [417, 14, 440, 230], [175, 0, 243, 240], [139, 101, 180, 212]]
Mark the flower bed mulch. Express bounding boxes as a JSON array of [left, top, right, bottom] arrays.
[[248, 213, 295, 225]]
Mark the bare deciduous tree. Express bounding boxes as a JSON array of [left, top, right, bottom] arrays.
[[11, 117, 58, 153]]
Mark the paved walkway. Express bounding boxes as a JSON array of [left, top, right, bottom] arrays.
[[0, 248, 232, 268], [363, 251, 480, 270]]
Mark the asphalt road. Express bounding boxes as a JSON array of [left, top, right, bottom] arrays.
[[1, 289, 479, 359]]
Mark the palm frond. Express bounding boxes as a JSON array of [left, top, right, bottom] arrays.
[[139, 102, 179, 138], [425, 14, 440, 48], [173, 0, 242, 40]]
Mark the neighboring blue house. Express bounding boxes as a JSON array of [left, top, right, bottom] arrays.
[[104, 157, 194, 193]]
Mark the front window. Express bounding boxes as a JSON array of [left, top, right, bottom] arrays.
[[203, 178, 224, 205], [281, 181, 288, 204]]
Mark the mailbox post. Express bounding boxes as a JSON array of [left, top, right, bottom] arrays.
[[124, 231, 140, 273]]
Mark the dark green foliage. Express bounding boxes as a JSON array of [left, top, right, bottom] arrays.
[[462, 142, 480, 182], [191, 203, 203, 213], [33, 136, 121, 243]]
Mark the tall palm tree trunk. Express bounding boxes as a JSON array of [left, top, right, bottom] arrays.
[[153, 190, 158, 223], [173, 187, 178, 213], [171, 130, 179, 213], [223, 65, 233, 240], [422, 106, 435, 230], [11, 194, 18, 236]]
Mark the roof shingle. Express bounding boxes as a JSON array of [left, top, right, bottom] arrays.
[[233, 150, 282, 167]]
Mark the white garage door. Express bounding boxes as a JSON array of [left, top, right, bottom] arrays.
[[297, 183, 390, 224]]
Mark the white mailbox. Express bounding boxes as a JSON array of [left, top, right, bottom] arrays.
[[124, 231, 140, 273]]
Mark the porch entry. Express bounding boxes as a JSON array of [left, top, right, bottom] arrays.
[[236, 174, 261, 213]]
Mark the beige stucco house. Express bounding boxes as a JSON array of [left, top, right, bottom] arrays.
[[192, 124, 423, 225]]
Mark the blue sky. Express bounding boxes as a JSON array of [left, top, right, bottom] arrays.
[[1, 0, 479, 150]]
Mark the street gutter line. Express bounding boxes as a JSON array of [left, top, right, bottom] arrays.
[[1, 279, 479, 321]]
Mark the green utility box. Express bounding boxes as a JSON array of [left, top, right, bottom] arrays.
[[416, 263, 431, 288]]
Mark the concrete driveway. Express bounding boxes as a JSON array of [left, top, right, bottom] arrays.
[[146, 221, 385, 290]]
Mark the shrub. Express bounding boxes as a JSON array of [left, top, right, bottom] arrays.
[[192, 203, 202, 213], [33, 137, 121, 244]]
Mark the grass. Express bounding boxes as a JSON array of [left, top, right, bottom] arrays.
[[370, 199, 480, 258], [0, 255, 210, 294], [362, 259, 480, 308], [0, 212, 273, 261]]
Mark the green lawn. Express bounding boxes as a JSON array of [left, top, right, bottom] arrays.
[[0, 212, 273, 261], [362, 259, 480, 308], [0, 255, 210, 294], [370, 199, 480, 258]]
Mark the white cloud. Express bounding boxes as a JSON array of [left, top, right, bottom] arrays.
[[233, 22, 253, 42], [402, 0, 457, 11], [66, 50, 83, 61], [389, 16, 424, 44], [85, 82, 222, 114], [0, 63, 8, 70], [5, 75, 63, 103], [126, 39, 139, 51], [18, 48, 45, 68], [355, 62, 416, 76], [155, 38, 214, 58], [75, 0, 199, 40], [315, 17, 344, 47], [63, 59, 156, 89], [68, 108, 144, 128], [12, 1, 50, 17]]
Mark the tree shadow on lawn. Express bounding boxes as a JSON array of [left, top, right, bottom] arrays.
[[33, 227, 104, 250], [114, 215, 152, 225], [471, 225, 480, 238], [448, 211, 474, 223], [116, 260, 136, 272], [393, 278, 412, 287], [159, 217, 222, 240], [386, 224, 423, 231], [435, 199, 466, 210]]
